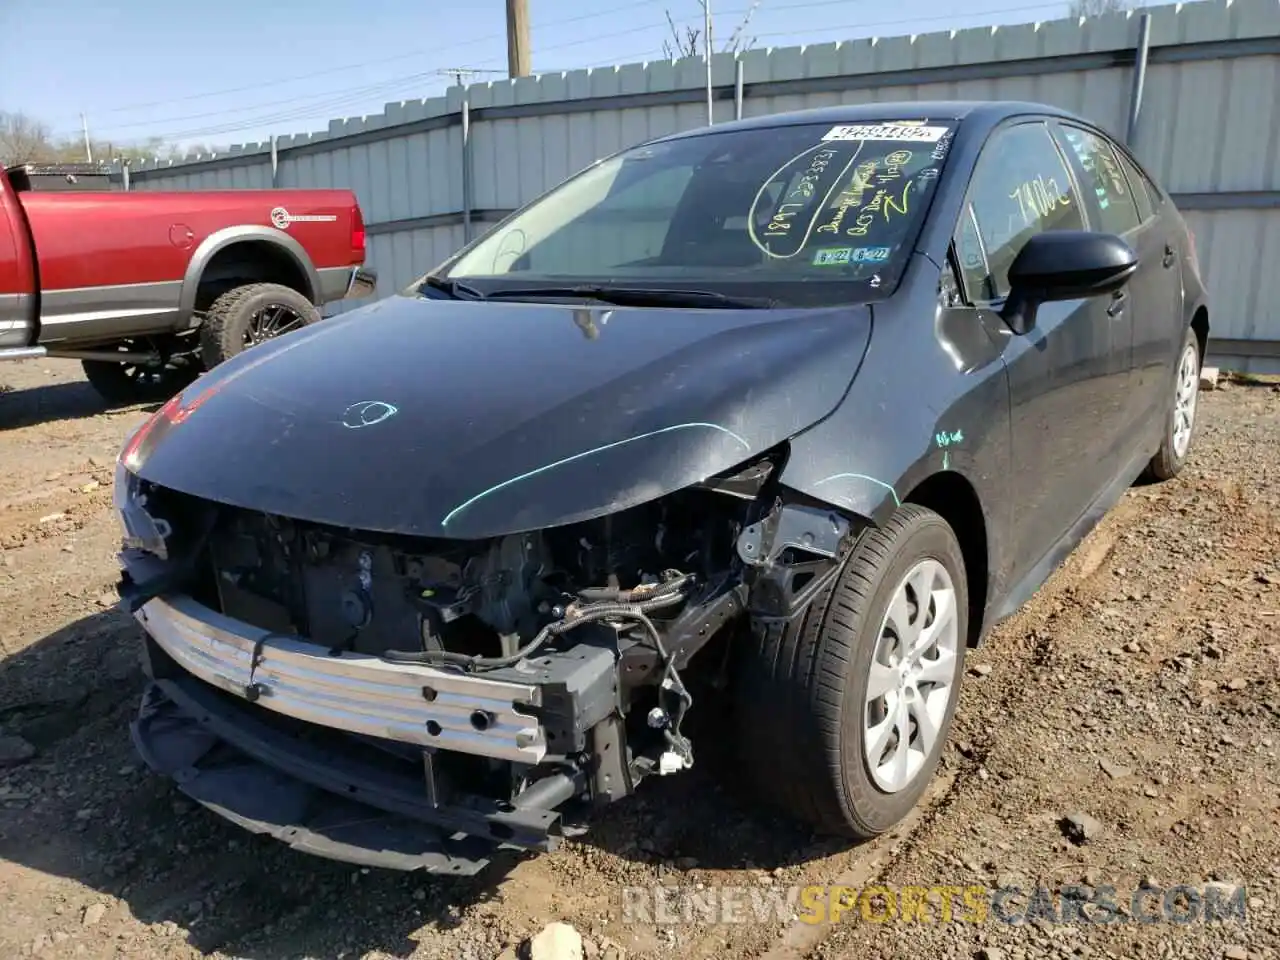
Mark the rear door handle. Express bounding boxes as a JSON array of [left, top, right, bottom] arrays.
[[1162, 244, 1176, 268], [1107, 289, 1127, 317]]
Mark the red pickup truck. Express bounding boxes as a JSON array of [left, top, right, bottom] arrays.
[[0, 162, 375, 403]]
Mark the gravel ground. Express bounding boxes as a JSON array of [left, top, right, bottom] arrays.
[[0, 358, 1277, 960]]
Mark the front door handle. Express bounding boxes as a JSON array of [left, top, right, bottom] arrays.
[[1107, 289, 1127, 317], [1162, 244, 1176, 268]]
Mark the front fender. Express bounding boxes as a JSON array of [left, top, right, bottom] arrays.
[[777, 276, 1012, 531]]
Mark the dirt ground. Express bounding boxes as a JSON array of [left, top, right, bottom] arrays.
[[1, 357, 1278, 960]]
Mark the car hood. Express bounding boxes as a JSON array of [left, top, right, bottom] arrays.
[[123, 294, 873, 539]]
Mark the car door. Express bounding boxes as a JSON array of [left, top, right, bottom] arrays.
[[1053, 121, 1167, 442], [950, 119, 1129, 588], [1113, 142, 1187, 421]]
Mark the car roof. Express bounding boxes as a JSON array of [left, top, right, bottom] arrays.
[[659, 100, 1082, 140]]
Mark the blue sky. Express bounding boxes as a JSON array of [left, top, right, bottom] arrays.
[[1, 0, 1076, 153]]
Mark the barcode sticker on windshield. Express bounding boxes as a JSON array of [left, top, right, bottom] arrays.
[[822, 123, 948, 142]]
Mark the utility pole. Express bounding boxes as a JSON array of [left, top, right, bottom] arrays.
[[506, 0, 531, 78], [702, 0, 713, 125], [80, 113, 93, 163]]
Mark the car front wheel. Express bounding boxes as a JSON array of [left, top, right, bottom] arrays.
[[735, 503, 968, 839]]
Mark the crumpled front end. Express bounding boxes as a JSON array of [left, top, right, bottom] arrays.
[[114, 364, 879, 874]]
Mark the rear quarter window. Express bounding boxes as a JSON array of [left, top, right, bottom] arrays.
[[1113, 147, 1160, 222]]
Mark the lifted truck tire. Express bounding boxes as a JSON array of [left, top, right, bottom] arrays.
[[734, 504, 968, 840], [80, 339, 201, 405], [199, 282, 322, 368]]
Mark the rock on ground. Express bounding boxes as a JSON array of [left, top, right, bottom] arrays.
[[525, 922, 585, 960]]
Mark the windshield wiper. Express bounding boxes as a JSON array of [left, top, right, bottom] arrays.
[[477, 285, 775, 309], [418, 275, 486, 300]]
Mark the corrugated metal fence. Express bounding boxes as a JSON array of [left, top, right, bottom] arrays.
[[122, 0, 1280, 371]]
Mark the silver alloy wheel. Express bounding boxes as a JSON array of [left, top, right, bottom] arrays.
[[863, 558, 960, 794], [1172, 341, 1200, 459]]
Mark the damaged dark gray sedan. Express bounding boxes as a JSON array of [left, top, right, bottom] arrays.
[[113, 100, 1209, 874]]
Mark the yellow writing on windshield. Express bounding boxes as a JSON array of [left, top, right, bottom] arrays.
[[877, 150, 912, 184], [748, 141, 863, 258], [816, 160, 877, 236], [846, 180, 913, 237]]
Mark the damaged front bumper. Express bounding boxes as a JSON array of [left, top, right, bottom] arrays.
[[126, 590, 626, 874], [136, 594, 558, 763]]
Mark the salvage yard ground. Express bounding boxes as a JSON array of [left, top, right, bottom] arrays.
[[1, 358, 1278, 960]]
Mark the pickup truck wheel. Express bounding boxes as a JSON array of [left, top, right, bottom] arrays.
[[200, 282, 321, 368], [734, 504, 968, 839], [80, 342, 200, 405]]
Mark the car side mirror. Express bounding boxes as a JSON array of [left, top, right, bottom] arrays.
[[1001, 230, 1138, 335]]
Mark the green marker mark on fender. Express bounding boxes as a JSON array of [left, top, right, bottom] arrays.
[[936, 429, 963, 470], [935, 429, 964, 448]]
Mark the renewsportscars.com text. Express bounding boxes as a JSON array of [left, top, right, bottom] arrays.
[[621, 882, 1249, 926]]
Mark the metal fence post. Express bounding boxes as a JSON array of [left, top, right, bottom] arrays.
[[734, 57, 745, 120], [461, 92, 474, 243], [704, 0, 714, 125], [270, 135, 279, 187], [1125, 12, 1152, 146]]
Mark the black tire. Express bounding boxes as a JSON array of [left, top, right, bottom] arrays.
[[199, 282, 321, 368], [1143, 326, 1202, 482], [80, 341, 201, 406], [734, 503, 969, 839]]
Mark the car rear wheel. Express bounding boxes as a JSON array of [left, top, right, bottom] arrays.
[[199, 282, 321, 369], [734, 503, 968, 839], [80, 338, 201, 406], [1143, 326, 1201, 482]]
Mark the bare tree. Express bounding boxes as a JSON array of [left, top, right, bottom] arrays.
[[1068, 0, 1130, 16], [662, 9, 702, 59], [722, 0, 762, 54], [0, 112, 58, 166], [0, 111, 220, 168], [661, 1, 762, 59]]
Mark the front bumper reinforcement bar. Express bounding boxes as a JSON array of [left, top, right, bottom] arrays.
[[134, 594, 548, 763]]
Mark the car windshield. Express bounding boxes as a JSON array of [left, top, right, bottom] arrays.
[[429, 118, 960, 307]]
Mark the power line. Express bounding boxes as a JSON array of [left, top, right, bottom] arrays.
[[78, 0, 667, 121], [97, 16, 705, 143], [109, 0, 1071, 146], [135, 67, 517, 143], [85, 71, 452, 137], [746, 0, 1067, 42], [463, 0, 1065, 68], [124, 0, 747, 140], [120, 81, 460, 144]]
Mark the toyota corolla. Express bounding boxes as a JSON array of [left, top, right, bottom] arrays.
[[113, 100, 1209, 874]]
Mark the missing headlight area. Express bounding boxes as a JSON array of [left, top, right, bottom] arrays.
[[116, 452, 863, 874]]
